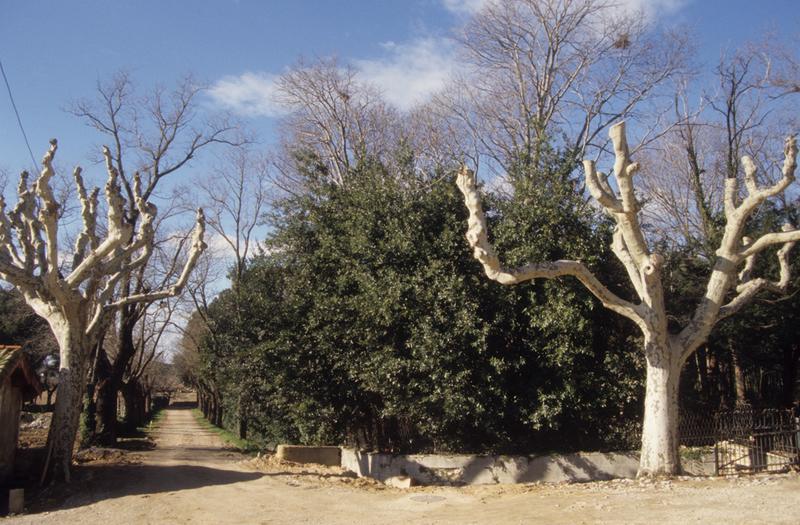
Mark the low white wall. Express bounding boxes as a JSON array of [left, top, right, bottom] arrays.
[[341, 448, 640, 485]]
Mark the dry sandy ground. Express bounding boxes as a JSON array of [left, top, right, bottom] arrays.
[[5, 400, 799, 525]]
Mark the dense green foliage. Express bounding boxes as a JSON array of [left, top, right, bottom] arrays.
[[186, 133, 800, 454], [188, 151, 649, 454]]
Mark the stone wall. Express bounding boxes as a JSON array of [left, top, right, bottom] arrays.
[[340, 448, 641, 485]]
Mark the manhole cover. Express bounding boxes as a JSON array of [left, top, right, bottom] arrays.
[[410, 495, 446, 503]]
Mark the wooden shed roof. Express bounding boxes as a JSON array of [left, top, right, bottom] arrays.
[[0, 345, 43, 398]]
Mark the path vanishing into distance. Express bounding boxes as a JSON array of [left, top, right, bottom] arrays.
[[6, 397, 800, 525]]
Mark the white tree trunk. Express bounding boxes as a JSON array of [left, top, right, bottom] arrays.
[[638, 340, 681, 477], [44, 325, 91, 482]]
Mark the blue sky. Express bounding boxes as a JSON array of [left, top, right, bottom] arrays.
[[1, 0, 799, 182], [1, 0, 459, 176]]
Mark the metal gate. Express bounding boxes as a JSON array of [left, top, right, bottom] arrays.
[[679, 408, 800, 476]]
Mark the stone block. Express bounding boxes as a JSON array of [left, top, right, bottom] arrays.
[[275, 445, 341, 466]]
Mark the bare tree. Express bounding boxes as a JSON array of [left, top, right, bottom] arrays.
[[0, 168, 8, 194], [197, 147, 270, 283], [70, 72, 243, 445], [404, 99, 480, 176], [122, 297, 178, 422], [274, 57, 400, 189], [457, 121, 798, 476], [139, 357, 181, 406], [638, 92, 724, 258], [172, 310, 206, 391], [0, 142, 206, 481], [638, 42, 800, 407], [172, 309, 223, 425], [181, 147, 272, 438], [439, 0, 689, 172]]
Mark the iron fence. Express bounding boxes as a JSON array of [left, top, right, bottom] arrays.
[[678, 408, 800, 475]]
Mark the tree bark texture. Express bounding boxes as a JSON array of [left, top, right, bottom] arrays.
[[638, 342, 681, 476], [781, 346, 799, 407], [731, 344, 748, 406], [92, 347, 116, 445], [43, 328, 90, 483]]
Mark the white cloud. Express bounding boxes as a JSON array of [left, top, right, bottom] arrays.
[[353, 37, 458, 111], [208, 72, 288, 118], [204, 230, 237, 259], [484, 172, 513, 196], [203, 229, 271, 263], [208, 38, 459, 116], [209, 0, 690, 117], [614, 0, 689, 20]]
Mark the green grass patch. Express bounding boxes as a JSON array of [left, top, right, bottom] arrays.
[[140, 408, 167, 433], [191, 409, 260, 454]]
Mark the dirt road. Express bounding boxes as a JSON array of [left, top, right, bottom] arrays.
[[6, 401, 800, 524]]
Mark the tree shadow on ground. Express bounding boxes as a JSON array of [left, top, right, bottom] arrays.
[[26, 463, 264, 514], [115, 437, 157, 451]]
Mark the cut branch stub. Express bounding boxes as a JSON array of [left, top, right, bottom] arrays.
[[734, 136, 797, 220], [783, 135, 798, 178], [610, 122, 639, 214], [583, 160, 622, 212]]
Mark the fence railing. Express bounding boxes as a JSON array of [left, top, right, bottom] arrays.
[[679, 408, 800, 475]]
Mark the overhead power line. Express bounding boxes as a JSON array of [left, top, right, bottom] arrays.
[[0, 58, 39, 172]]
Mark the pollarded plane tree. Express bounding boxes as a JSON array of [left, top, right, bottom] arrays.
[[0, 141, 206, 482], [456, 121, 798, 477], [70, 73, 242, 445]]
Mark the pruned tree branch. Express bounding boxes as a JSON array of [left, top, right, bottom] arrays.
[[0, 139, 207, 335], [456, 164, 644, 326], [719, 224, 796, 320], [105, 209, 207, 309]]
